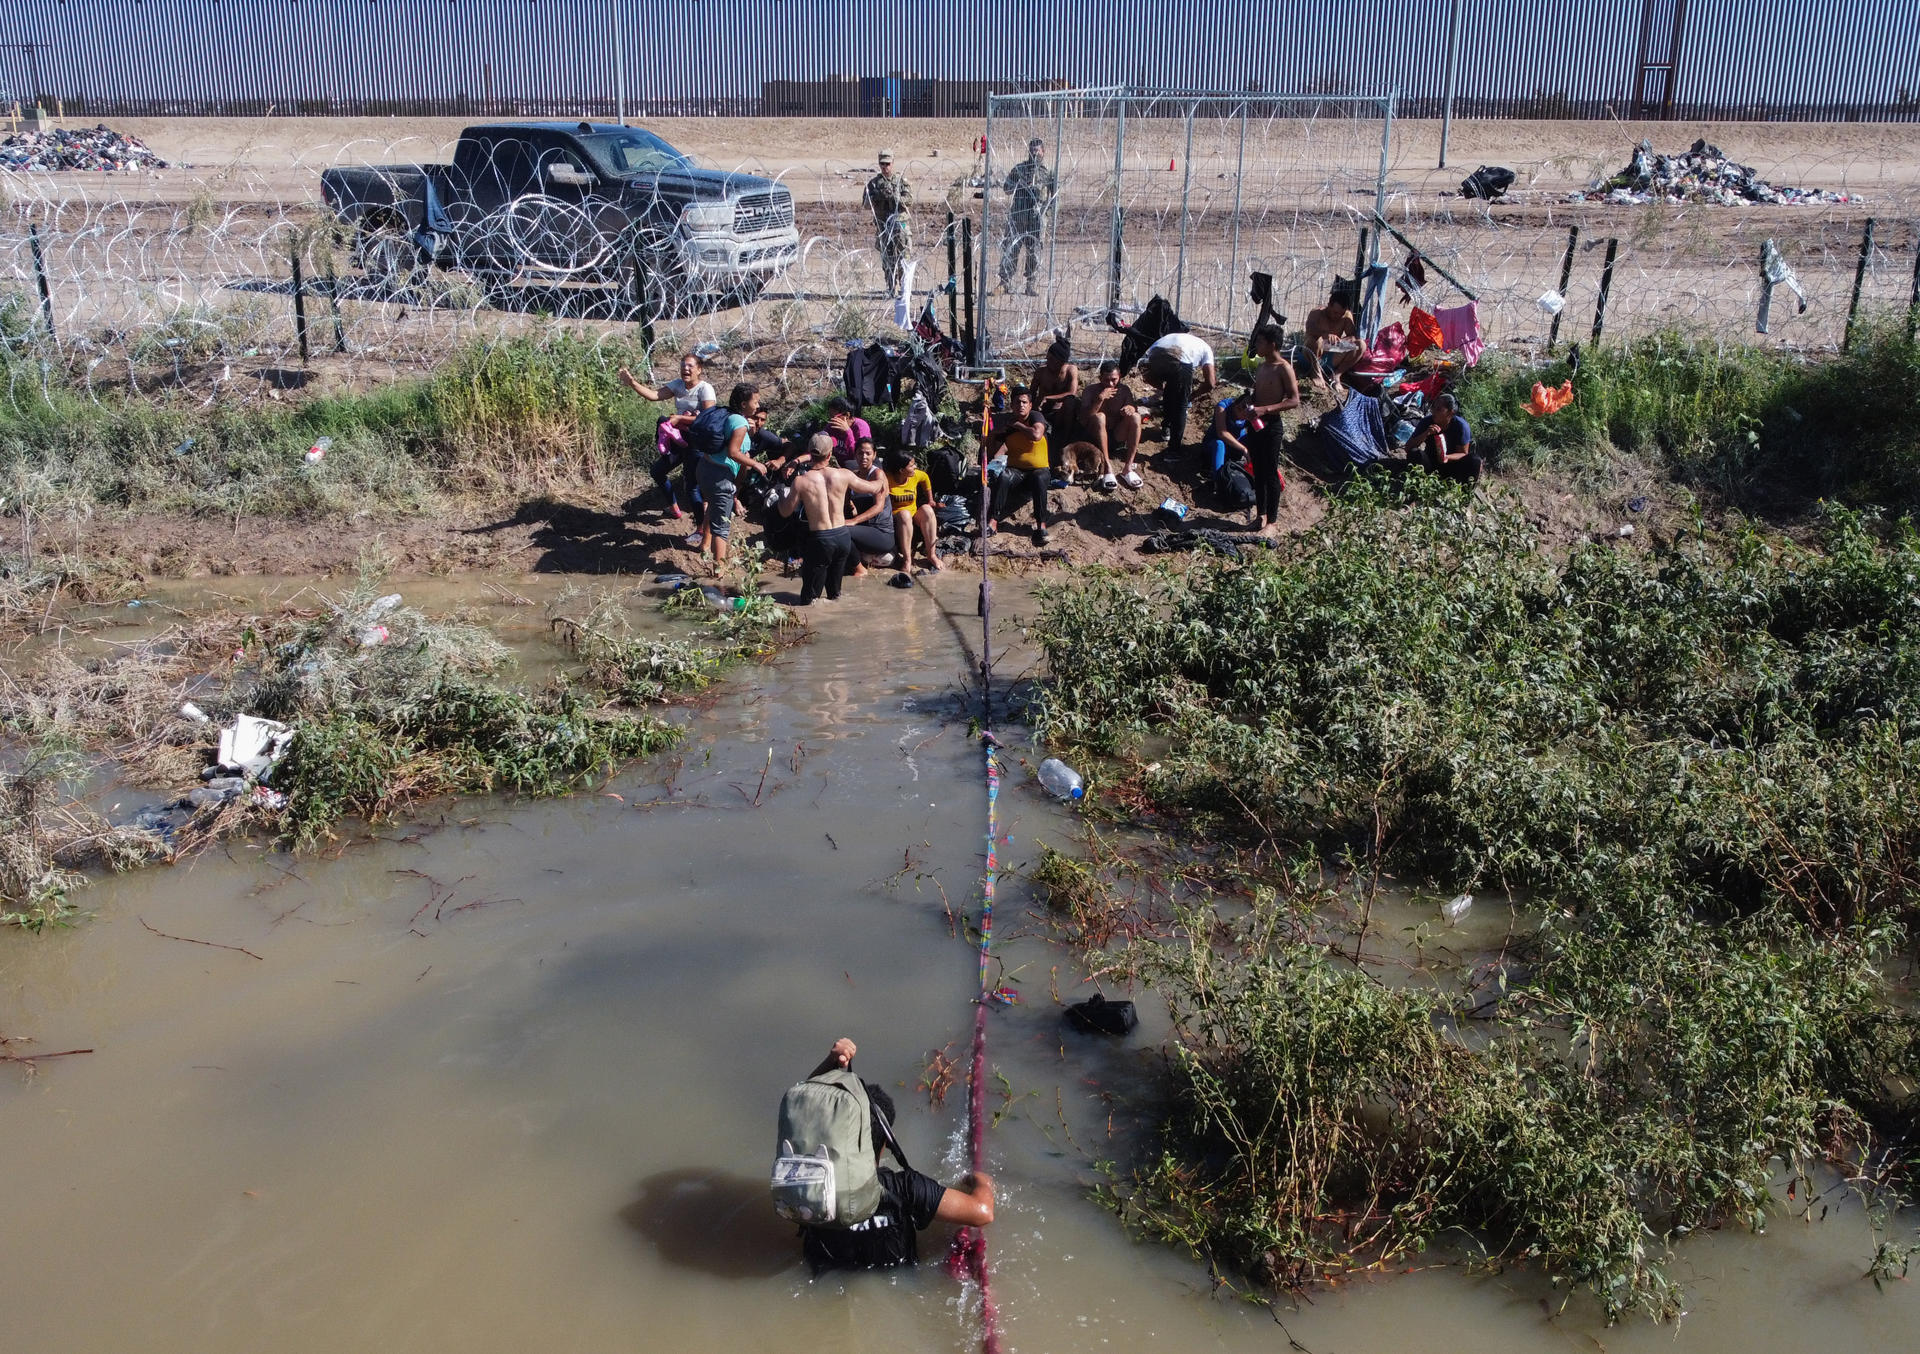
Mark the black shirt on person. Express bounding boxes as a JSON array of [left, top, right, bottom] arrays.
[[800, 1166, 947, 1272]]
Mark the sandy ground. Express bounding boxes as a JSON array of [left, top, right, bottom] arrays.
[[16, 115, 1913, 206]]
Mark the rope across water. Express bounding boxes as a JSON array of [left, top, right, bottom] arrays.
[[944, 398, 1004, 1354]]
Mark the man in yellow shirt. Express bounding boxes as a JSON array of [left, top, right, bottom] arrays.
[[984, 386, 1053, 547]]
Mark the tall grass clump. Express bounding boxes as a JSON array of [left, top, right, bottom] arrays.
[[1459, 323, 1920, 513], [1036, 483, 1920, 1316], [0, 329, 664, 517]]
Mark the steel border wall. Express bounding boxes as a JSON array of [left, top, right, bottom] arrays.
[[0, 0, 1915, 123]]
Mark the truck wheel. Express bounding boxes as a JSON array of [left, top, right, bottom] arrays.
[[617, 255, 674, 323], [357, 224, 426, 298]]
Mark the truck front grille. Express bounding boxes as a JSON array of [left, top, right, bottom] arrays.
[[733, 191, 794, 235]]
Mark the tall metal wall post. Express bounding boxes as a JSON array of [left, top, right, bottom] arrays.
[[977, 94, 995, 361], [1372, 92, 1394, 267], [1439, 0, 1463, 168], [1109, 94, 1127, 314], [1173, 101, 1197, 316], [1043, 95, 1065, 327], [1223, 100, 1248, 336]]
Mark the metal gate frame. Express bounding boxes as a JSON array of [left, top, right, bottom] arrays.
[[976, 86, 1395, 361]]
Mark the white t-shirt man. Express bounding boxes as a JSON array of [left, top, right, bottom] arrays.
[[1145, 332, 1216, 372]]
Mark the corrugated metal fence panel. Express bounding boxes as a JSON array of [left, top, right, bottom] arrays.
[[0, 0, 1915, 119]]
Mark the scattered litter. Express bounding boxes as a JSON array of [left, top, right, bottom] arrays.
[[249, 786, 287, 811], [1526, 380, 1574, 416], [1758, 238, 1809, 334], [1617, 524, 1636, 539], [1442, 893, 1474, 924], [303, 436, 332, 465], [216, 714, 293, 779], [0, 125, 169, 173], [1151, 498, 1191, 529], [1572, 139, 1856, 206], [1628, 496, 1649, 514], [988, 986, 1022, 1006], [362, 594, 403, 622], [886, 571, 915, 590], [1038, 757, 1085, 800], [1065, 993, 1138, 1036], [179, 701, 211, 724], [1459, 165, 1516, 201], [1536, 290, 1566, 315], [651, 572, 690, 587], [358, 624, 389, 647]]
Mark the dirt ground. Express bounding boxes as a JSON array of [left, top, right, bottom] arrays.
[[59, 370, 1653, 596], [21, 114, 1916, 207]]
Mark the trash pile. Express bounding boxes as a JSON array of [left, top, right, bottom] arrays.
[[0, 125, 169, 172], [1573, 139, 1855, 206]]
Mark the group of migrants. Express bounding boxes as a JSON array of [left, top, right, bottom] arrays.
[[625, 278, 1476, 606]]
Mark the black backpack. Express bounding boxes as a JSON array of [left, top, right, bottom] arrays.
[[927, 444, 967, 499], [1217, 462, 1256, 508]]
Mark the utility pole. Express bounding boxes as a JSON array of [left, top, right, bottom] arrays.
[[611, 0, 626, 124], [1438, 0, 1463, 169], [3, 42, 48, 113]]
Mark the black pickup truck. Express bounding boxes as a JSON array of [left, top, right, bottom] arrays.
[[320, 121, 799, 311]]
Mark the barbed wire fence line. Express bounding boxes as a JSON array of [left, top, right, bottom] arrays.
[[0, 107, 1914, 423]]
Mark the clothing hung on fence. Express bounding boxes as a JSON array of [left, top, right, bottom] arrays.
[[1358, 264, 1390, 344], [1434, 302, 1484, 366], [1407, 308, 1444, 358]]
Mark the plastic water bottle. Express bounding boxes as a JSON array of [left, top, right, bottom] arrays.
[[1442, 893, 1473, 925], [1038, 758, 1084, 800]]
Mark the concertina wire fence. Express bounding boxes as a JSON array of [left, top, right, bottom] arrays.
[[0, 96, 1914, 413]]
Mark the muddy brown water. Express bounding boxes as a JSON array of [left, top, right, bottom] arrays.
[[4, 572, 1914, 1352]]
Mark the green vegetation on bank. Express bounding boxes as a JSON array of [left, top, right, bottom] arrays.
[[1033, 485, 1920, 1318], [0, 321, 660, 516], [0, 576, 802, 927], [1460, 323, 1920, 513]]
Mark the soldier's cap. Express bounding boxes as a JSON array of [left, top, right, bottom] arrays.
[[877, 150, 895, 163]]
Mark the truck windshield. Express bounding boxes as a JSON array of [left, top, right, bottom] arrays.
[[580, 130, 691, 177]]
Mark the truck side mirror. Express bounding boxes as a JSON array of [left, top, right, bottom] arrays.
[[547, 162, 595, 189]]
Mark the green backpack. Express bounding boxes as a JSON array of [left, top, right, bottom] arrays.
[[770, 1068, 883, 1227]]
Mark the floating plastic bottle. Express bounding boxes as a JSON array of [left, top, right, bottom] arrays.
[[1038, 758, 1084, 800], [1442, 893, 1474, 924]]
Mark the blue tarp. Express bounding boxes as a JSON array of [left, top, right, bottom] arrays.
[[1318, 392, 1391, 469]]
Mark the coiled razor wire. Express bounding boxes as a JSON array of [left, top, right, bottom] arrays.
[[0, 127, 1910, 423]]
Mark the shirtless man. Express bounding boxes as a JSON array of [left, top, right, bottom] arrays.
[[1077, 360, 1142, 489], [776, 434, 887, 604], [1303, 288, 1362, 393], [1029, 336, 1080, 468], [1246, 324, 1302, 532]]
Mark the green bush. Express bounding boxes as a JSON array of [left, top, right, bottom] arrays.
[[1458, 324, 1920, 513], [1039, 486, 1920, 1315]]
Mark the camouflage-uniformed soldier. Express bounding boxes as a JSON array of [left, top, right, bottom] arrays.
[[862, 149, 912, 294], [999, 138, 1056, 295]]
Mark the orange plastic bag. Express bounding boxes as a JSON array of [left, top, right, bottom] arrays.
[[1526, 379, 1574, 416], [1406, 308, 1444, 358]]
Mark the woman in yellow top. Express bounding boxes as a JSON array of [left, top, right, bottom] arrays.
[[984, 386, 1053, 547], [882, 449, 942, 579]]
